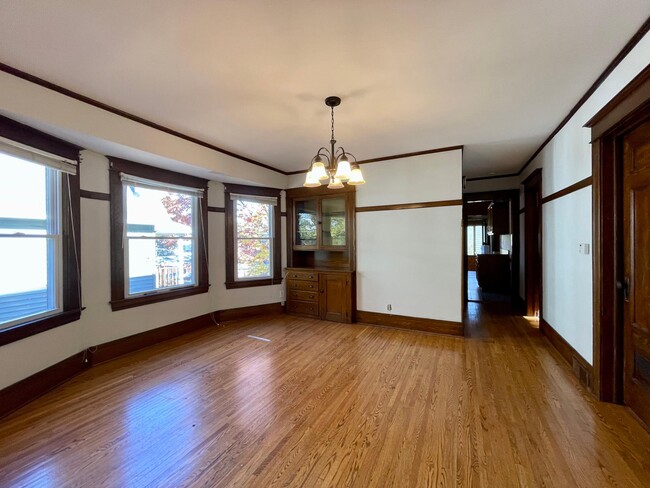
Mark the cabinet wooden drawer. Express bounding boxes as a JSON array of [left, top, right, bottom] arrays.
[[287, 279, 318, 291], [287, 300, 319, 318], [288, 289, 319, 302], [287, 270, 318, 282]]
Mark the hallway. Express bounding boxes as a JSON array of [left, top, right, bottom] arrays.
[[0, 307, 649, 487]]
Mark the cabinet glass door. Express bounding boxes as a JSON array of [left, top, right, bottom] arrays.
[[321, 197, 346, 247], [295, 199, 318, 247]]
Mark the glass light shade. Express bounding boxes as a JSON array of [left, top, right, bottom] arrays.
[[327, 176, 344, 189], [334, 159, 352, 181], [310, 160, 329, 181], [347, 167, 366, 185], [303, 170, 322, 188]]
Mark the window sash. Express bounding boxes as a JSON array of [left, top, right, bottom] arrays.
[[122, 185, 199, 297], [0, 168, 62, 329], [0, 136, 77, 175], [233, 198, 274, 281], [121, 173, 204, 197]]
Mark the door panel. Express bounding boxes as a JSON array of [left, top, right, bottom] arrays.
[[320, 273, 349, 323], [623, 119, 650, 426]]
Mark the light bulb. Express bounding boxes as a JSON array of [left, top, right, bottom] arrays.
[[311, 160, 329, 181], [327, 176, 344, 189], [347, 167, 366, 185], [334, 159, 352, 181], [303, 170, 321, 188]]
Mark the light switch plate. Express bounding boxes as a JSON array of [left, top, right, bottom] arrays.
[[579, 243, 590, 255]]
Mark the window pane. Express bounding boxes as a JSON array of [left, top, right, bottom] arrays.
[[0, 154, 48, 235], [128, 237, 195, 294], [126, 186, 193, 237], [236, 200, 270, 238], [237, 238, 271, 279], [0, 237, 57, 325], [467, 227, 475, 256]]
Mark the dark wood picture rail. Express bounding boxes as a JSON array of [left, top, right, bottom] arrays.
[[208, 206, 225, 213], [80, 189, 110, 201], [541, 176, 592, 205], [356, 199, 463, 213]]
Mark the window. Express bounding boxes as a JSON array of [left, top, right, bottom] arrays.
[[467, 224, 485, 256], [0, 116, 81, 346], [224, 184, 281, 289], [109, 158, 209, 310]]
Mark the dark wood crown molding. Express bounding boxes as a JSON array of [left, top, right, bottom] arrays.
[[0, 62, 287, 175], [517, 17, 650, 177], [466, 172, 519, 182], [285, 145, 464, 176]]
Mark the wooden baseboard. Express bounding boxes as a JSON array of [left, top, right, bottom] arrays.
[[0, 302, 285, 419], [540, 318, 593, 391], [0, 352, 89, 420], [89, 313, 213, 365], [356, 310, 464, 336], [215, 302, 285, 322]]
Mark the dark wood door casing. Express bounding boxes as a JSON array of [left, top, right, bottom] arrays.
[[523, 169, 543, 318], [623, 119, 650, 427], [587, 64, 649, 406]]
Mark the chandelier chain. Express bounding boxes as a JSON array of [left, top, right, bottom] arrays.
[[331, 106, 335, 141]]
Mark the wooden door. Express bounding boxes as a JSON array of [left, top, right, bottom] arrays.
[[623, 119, 650, 426], [320, 273, 349, 323]]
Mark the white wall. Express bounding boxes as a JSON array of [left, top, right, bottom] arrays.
[[518, 32, 650, 363], [355, 150, 463, 323], [0, 150, 286, 389]]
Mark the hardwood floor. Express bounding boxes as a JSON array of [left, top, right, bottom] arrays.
[[1, 305, 649, 487]]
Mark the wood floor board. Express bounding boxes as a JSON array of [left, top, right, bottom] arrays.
[[1, 306, 650, 487]]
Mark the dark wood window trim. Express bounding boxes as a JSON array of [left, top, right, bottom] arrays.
[[224, 183, 282, 289], [0, 116, 82, 347], [108, 157, 209, 311]]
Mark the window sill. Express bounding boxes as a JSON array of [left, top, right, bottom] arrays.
[[0, 309, 82, 347], [110, 285, 209, 311], [225, 278, 283, 290]]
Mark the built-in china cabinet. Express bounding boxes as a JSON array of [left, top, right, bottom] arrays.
[[285, 185, 356, 323]]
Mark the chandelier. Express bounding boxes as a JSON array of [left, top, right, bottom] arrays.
[[303, 96, 366, 188]]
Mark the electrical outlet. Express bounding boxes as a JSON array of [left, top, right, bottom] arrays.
[[387, 304, 392, 312]]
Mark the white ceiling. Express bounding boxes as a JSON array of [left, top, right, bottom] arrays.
[[0, 1, 647, 178]]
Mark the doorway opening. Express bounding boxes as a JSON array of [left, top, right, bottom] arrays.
[[463, 190, 520, 307]]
